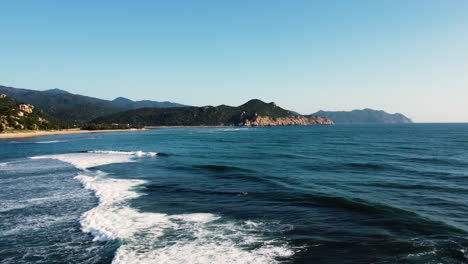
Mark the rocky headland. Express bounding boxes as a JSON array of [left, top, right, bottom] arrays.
[[312, 109, 412, 124], [243, 114, 333, 126]]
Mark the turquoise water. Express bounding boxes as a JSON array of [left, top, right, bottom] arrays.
[[1, 124, 467, 263]]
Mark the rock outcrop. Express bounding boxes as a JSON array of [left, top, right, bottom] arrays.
[[243, 115, 334, 126], [18, 104, 34, 114]]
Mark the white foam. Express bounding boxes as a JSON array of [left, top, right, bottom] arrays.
[[218, 128, 250, 132], [31, 153, 135, 169], [111, 214, 295, 264], [245, 220, 261, 227], [36, 140, 66, 144], [109, 215, 295, 264], [30, 150, 158, 169], [87, 150, 158, 157], [75, 174, 173, 241], [406, 249, 437, 258], [0, 162, 7, 167], [113, 239, 293, 264], [460, 249, 468, 259], [170, 213, 220, 223]]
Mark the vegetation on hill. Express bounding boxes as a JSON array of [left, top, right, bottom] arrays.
[[80, 123, 144, 130], [0, 85, 336, 129], [312, 109, 413, 124], [91, 99, 333, 126], [0, 85, 187, 124], [0, 94, 69, 132]]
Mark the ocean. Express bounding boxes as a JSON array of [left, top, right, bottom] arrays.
[[0, 124, 467, 264]]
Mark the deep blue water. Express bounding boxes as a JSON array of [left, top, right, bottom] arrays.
[[1, 124, 467, 263]]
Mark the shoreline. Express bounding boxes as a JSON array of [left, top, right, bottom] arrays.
[[146, 125, 233, 128], [0, 128, 147, 139]]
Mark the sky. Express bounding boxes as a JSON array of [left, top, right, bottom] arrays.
[[1, 0, 467, 122]]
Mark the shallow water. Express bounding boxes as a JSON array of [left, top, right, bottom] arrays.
[[1, 124, 467, 263]]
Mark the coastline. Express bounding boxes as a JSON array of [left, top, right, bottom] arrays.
[[0, 128, 147, 139], [146, 125, 231, 128]]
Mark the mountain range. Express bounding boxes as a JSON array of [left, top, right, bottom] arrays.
[[0, 85, 186, 123], [312, 109, 412, 124], [0, 84, 413, 127]]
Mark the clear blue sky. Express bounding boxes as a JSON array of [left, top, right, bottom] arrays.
[[1, 0, 467, 122]]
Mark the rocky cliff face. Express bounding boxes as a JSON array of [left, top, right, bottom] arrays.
[[243, 114, 334, 126]]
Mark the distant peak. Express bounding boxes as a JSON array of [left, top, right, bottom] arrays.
[[45, 88, 69, 94], [361, 108, 383, 112], [241, 99, 268, 106], [311, 108, 412, 124], [246, 99, 265, 103], [112, 97, 134, 103]]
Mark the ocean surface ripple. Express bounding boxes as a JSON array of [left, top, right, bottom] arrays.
[[1, 124, 467, 263]]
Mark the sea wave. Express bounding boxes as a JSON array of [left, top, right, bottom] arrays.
[[30, 150, 157, 169], [86, 150, 158, 157], [219, 128, 250, 132], [194, 164, 254, 172], [36, 140, 67, 144], [5, 139, 67, 144], [36, 150, 293, 263]]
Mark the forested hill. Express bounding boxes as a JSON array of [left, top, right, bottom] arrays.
[[92, 99, 334, 126]]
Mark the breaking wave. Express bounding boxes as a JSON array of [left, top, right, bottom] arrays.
[[32, 150, 294, 264], [31, 150, 157, 169], [36, 140, 67, 144], [86, 150, 158, 157]]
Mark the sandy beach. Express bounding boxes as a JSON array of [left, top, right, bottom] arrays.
[[0, 128, 147, 139]]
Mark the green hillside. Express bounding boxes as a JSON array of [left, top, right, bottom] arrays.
[[92, 99, 296, 126], [0, 94, 68, 132]]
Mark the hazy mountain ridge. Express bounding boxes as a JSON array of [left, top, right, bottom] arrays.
[[1, 85, 414, 127], [312, 109, 412, 124], [112, 97, 187, 109], [92, 99, 334, 126], [0, 85, 187, 123]]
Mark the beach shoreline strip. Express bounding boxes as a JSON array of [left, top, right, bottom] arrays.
[[0, 128, 147, 139]]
